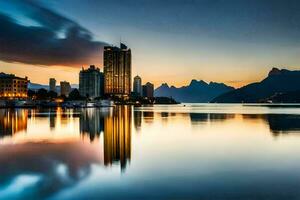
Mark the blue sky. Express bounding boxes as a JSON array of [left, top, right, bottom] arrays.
[[0, 0, 300, 87]]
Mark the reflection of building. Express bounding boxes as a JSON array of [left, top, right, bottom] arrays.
[[104, 106, 131, 170], [60, 81, 71, 97], [0, 109, 28, 137], [133, 75, 142, 96], [103, 43, 131, 97], [49, 111, 56, 129], [143, 111, 154, 123], [142, 82, 154, 98], [80, 109, 104, 141], [0, 73, 28, 99], [79, 65, 104, 99], [134, 111, 142, 131], [190, 113, 235, 124], [49, 78, 56, 92]]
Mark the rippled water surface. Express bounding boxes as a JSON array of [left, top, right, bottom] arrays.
[[1, 104, 300, 199]]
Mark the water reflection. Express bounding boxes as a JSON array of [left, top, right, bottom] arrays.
[[80, 108, 106, 142], [0, 141, 102, 199], [190, 113, 235, 123], [0, 105, 300, 199], [0, 109, 28, 138], [104, 106, 131, 170], [0, 106, 132, 199], [133, 110, 142, 131], [242, 114, 300, 135]]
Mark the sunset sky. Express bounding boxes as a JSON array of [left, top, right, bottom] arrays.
[[1, 0, 300, 88]]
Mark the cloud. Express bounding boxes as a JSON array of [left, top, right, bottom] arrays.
[[0, 0, 107, 67]]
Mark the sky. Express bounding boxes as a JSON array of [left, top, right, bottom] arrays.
[[0, 0, 300, 88]]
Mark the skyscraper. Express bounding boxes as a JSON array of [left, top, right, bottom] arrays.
[[103, 43, 131, 97], [79, 65, 104, 99], [60, 81, 71, 97], [133, 75, 142, 96], [142, 82, 154, 98], [49, 78, 56, 92]]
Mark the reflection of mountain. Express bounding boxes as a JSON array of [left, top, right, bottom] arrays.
[[0, 109, 28, 137], [242, 114, 300, 135], [267, 115, 300, 135]]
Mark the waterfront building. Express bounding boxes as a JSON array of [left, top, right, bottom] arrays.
[[103, 43, 131, 97], [79, 65, 104, 99], [49, 78, 56, 92], [60, 81, 71, 97], [133, 75, 142, 96], [142, 82, 154, 98], [0, 73, 28, 99]]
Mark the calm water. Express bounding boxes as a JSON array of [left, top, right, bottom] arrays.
[[1, 104, 300, 200]]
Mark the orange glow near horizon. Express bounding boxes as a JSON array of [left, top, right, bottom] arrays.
[[1, 61, 299, 89]]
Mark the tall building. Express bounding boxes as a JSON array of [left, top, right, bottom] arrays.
[[142, 82, 154, 98], [79, 65, 104, 99], [49, 78, 56, 92], [0, 73, 28, 99], [133, 75, 142, 96], [103, 43, 131, 97], [60, 81, 71, 97]]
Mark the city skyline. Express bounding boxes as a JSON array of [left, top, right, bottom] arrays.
[[1, 0, 300, 88]]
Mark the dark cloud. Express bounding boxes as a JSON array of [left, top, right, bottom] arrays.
[[0, 0, 107, 67]]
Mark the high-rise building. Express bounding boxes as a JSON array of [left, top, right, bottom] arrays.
[[79, 65, 104, 99], [49, 78, 56, 92], [103, 43, 131, 97], [133, 75, 142, 96], [0, 73, 28, 99], [60, 81, 71, 97], [142, 82, 154, 98]]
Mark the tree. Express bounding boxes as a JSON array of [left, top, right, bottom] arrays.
[[68, 89, 83, 100], [27, 89, 36, 98], [36, 88, 48, 100], [48, 91, 58, 99]]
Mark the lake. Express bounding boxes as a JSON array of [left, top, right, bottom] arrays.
[[1, 104, 300, 200]]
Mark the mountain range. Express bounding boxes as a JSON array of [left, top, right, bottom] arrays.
[[154, 80, 234, 103], [212, 68, 300, 103], [28, 83, 78, 91]]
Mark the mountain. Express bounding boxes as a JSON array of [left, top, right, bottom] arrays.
[[28, 83, 49, 90], [154, 80, 234, 103], [28, 83, 79, 91], [212, 68, 300, 103]]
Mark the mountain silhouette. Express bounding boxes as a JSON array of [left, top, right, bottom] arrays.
[[28, 82, 79, 91], [154, 80, 234, 103], [212, 68, 300, 103]]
